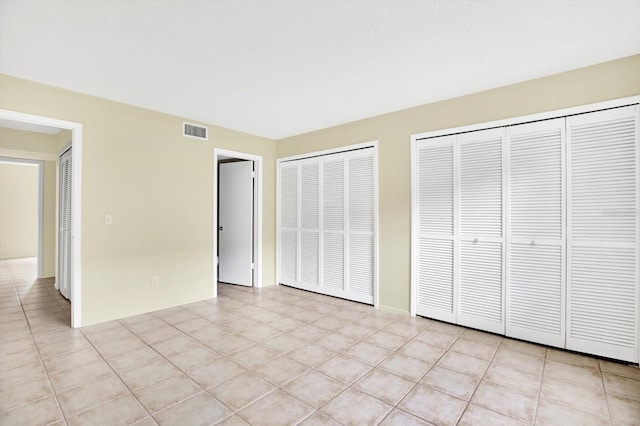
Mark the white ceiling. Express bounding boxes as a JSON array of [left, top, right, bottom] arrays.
[[1, 1, 639, 140]]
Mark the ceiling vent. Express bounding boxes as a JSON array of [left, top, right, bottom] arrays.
[[183, 122, 208, 140]]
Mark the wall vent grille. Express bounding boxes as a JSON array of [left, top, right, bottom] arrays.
[[183, 122, 208, 140]]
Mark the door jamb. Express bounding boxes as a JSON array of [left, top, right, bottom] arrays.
[[213, 148, 262, 297], [0, 109, 83, 328]]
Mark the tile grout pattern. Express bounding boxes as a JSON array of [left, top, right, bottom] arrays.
[[1, 257, 639, 425]]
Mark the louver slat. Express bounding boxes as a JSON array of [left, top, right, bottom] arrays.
[[567, 106, 639, 362]]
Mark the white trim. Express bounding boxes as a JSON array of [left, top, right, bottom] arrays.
[[0, 156, 44, 278], [278, 141, 377, 163], [276, 140, 379, 308], [410, 138, 418, 317], [0, 148, 57, 162], [411, 96, 640, 143], [213, 148, 263, 297], [0, 109, 83, 328]]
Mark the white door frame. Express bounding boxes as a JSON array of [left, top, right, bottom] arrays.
[[213, 148, 262, 296], [0, 156, 44, 278], [0, 109, 83, 328]]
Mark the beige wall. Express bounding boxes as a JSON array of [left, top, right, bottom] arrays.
[[0, 127, 60, 278], [0, 162, 38, 259], [277, 54, 640, 314], [0, 74, 277, 326], [1, 54, 638, 325]]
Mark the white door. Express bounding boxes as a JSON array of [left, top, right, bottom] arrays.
[[457, 128, 505, 334], [219, 161, 254, 286], [415, 137, 456, 322], [567, 106, 639, 362], [58, 147, 72, 300], [278, 147, 377, 305], [506, 118, 566, 348]]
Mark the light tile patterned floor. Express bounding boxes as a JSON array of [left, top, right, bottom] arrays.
[[1, 257, 639, 425]]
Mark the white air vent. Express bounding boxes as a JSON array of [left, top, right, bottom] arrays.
[[183, 122, 208, 140]]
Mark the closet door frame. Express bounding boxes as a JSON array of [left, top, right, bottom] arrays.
[[276, 141, 379, 308], [411, 96, 639, 363]]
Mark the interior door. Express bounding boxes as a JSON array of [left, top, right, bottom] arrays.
[[415, 136, 456, 322], [567, 106, 639, 362], [506, 118, 565, 348], [219, 161, 254, 286], [457, 128, 505, 334], [58, 147, 72, 299]]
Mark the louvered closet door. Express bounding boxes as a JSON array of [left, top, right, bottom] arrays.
[[300, 161, 320, 289], [279, 164, 298, 286], [506, 118, 565, 347], [567, 106, 639, 362], [58, 149, 72, 300], [457, 128, 505, 334], [415, 137, 456, 322], [346, 150, 375, 304]]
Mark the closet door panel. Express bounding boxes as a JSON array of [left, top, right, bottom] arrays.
[[347, 152, 375, 303], [300, 162, 320, 288], [568, 106, 639, 362], [508, 243, 564, 347], [417, 238, 454, 320], [322, 158, 346, 292], [279, 165, 298, 285], [415, 138, 456, 321], [348, 234, 374, 303], [457, 129, 505, 333], [506, 118, 565, 347], [459, 241, 503, 333], [280, 230, 298, 285]]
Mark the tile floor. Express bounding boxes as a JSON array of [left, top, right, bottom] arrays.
[[1, 257, 639, 425]]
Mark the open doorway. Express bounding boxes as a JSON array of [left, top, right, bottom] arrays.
[[0, 109, 83, 328], [0, 157, 42, 276], [213, 149, 262, 297]]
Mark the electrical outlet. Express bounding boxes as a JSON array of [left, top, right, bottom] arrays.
[[151, 276, 159, 287], [105, 214, 113, 225]]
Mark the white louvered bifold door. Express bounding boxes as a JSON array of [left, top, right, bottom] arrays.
[[567, 106, 639, 363], [415, 137, 456, 322], [506, 118, 566, 347], [300, 161, 321, 289], [457, 128, 505, 334], [58, 149, 73, 300], [279, 164, 298, 286], [346, 150, 375, 304], [278, 147, 377, 304]]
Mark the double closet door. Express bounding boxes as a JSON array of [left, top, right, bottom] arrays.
[[414, 104, 639, 362], [279, 147, 376, 304]]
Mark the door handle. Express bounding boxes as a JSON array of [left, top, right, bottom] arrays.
[[219, 226, 224, 231]]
